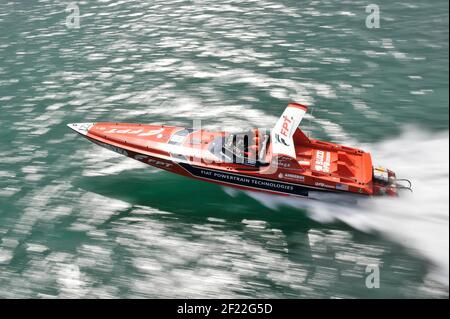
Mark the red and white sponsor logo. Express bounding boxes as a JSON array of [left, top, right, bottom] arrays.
[[280, 115, 294, 137], [315, 150, 331, 173], [101, 128, 165, 137]]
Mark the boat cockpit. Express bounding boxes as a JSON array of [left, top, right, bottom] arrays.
[[209, 129, 270, 167]]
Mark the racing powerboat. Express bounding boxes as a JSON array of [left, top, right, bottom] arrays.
[[68, 103, 411, 198]]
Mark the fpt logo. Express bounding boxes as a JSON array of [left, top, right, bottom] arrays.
[[275, 115, 294, 146], [280, 115, 294, 138], [101, 127, 165, 137], [275, 133, 289, 146], [134, 155, 173, 168]]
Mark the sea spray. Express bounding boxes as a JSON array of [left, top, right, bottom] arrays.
[[242, 127, 449, 287]]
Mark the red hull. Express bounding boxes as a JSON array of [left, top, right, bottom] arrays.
[[68, 104, 400, 198]]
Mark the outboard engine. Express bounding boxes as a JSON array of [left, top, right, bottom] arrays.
[[372, 166, 412, 196], [373, 166, 392, 183]]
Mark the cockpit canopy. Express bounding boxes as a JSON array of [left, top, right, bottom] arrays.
[[209, 129, 270, 166]]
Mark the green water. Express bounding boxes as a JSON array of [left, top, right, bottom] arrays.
[[0, 0, 448, 298]]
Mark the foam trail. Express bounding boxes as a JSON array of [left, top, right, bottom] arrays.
[[244, 127, 449, 287]]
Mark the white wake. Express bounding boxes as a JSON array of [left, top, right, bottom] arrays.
[[244, 127, 449, 287]]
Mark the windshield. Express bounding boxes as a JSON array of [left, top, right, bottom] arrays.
[[209, 130, 270, 166]]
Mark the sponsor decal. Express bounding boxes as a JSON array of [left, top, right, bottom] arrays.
[[283, 173, 305, 181], [139, 128, 165, 137], [280, 115, 294, 138], [274, 115, 295, 146], [277, 156, 294, 168], [275, 133, 289, 147], [314, 150, 331, 173], [314, 182, 335, 189], [179, 164, 309, 197], [101, 128, 165, 136], [336, 183, 349, 191], [134, 154, 173, 168]]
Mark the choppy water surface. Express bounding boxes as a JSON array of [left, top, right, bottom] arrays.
[[0, 0, 448, 298]]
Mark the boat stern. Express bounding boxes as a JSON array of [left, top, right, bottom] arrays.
[[372, 166, 412, 196]]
